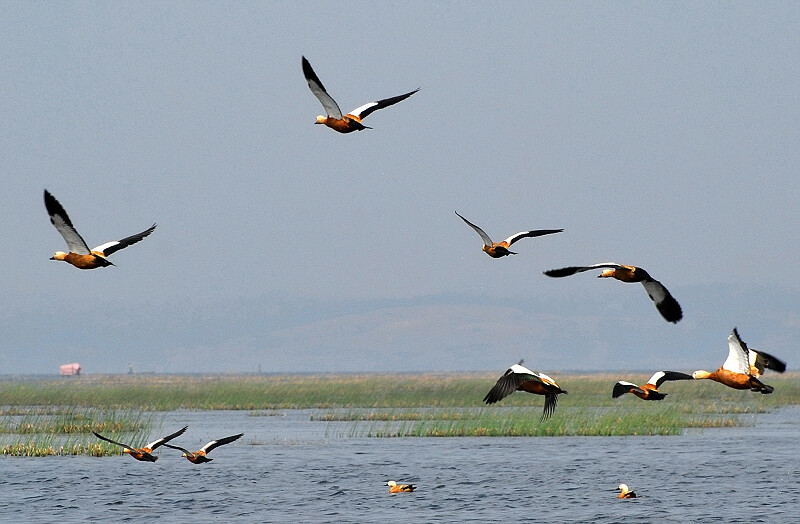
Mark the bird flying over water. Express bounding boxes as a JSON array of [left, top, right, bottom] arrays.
[[612, 371, 693, 401], [543, 263, 683, 323], [44, 190, 156, 270], [483, 364, 567, 420], [455, 211, 562, 258], [692, 328, 775, 393], [302, 56, 418, 133], [92, 425, 188, 462], [162, 433, 243, 464]]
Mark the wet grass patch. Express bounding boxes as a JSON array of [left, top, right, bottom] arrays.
[[0, 406, 160, 457]]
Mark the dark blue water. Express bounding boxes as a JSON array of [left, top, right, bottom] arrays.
[[2, 407, 798, 523]]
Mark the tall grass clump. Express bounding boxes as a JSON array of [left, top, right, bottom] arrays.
[[0, 406, 160, 457]]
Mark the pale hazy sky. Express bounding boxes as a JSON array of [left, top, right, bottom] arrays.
[[2, 2, 799, 374]]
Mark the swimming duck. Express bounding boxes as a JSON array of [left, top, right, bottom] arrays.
[[387, 481, 416, 493], [612, 371, 693, 401], [92, 425, 188, 462], [483, 364, 567, 420], [44, 190, 156, 270], [692, 328, 774, 393], [617, 484, 637, 498], [543, 263, 682, 323], [302, 56, 418, 133], [162, 433, 243, 464], [455, 211, 562, 258]]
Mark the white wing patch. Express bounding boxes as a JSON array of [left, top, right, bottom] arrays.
[[200, 440, 218, 453], [646, 371, 666, 386], [722, 330, 750, 374], [348, 101, 378, 118], [502, 232, 531, 245], [509, 364, 535, 376], [536, 372, 558, 387], [91, 241, 118, 255]]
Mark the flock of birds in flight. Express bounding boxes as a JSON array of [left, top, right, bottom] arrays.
[[42, 56, 788, 495]]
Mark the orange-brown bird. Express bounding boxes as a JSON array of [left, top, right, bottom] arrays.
[[455, 211, 562, 258], [617, 484, 637, 499], [302, 56, 418, 133], [93, 425, 188, 462], [692, 328, 775, 393], [483, 364, 567, 420], [544, 263, 682, 323], [44, 189, 156, 270], [387, 481, 416, 493], [612, 371, 693, 401], [162, 433, 243, 464]]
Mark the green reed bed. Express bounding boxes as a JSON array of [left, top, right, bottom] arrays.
[[321, 401, 754, 438], [0, 406, 160, 457], [0, 373, 797, 440], [0, 373, 506, 410]]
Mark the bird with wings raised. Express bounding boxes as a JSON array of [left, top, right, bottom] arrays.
[[44, 190, 156, 270], [163, 433, 243, 464], [692, 328, 775, 393], [455, 211, 562, 258], [612, 370, 693, 401], [302, 56, 418, 133], [93, 425, 188, 462]]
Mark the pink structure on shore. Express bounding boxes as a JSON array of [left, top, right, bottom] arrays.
[[60, 363, 81, 376]]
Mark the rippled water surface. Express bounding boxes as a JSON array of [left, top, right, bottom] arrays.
[[3, 407, 799, 523]]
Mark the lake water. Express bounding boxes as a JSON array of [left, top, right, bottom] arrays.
[[2, 406, 799, 523]]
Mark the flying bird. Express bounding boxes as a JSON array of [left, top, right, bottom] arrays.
[[612, 371, 693, 401], [617, 484, 637, 499], [387, 481, 416, 493], [692, 328, 774, 393], [92, 425, 188, 462], [302, 56, 418, 133], [162, 433, 244, 464], [543, 263, 683, 323], [483, 364, 567, 420], [455, 211, 562, 258], [44, 190, 156, 270]]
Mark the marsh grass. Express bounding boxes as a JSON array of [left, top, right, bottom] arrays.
[[0, 406, 160, 457], [0, 372, 797, 441]]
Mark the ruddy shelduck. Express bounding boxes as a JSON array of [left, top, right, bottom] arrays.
[[92, 425, 188, 462], [455, 211, 563, 258], [692, 328, 774, 393], [386, 481, 416, 493], [617, 484, 637, 499], [612, 371, 693, 401], [44, 190, 156, 270], [162, 433, 243, 464], [302, 56, 418, 133], [544, 263, 683, 323], [483, 364, 567, 420]]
